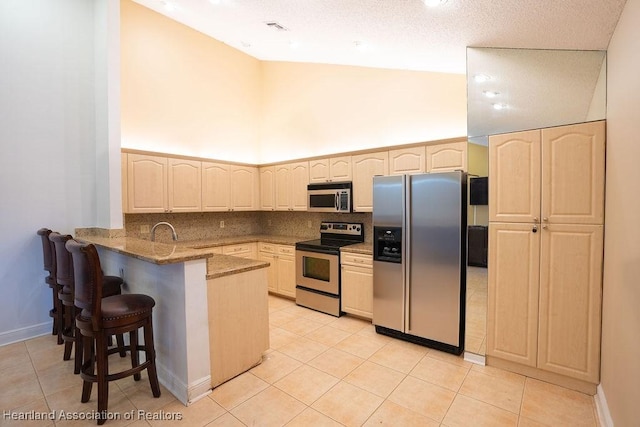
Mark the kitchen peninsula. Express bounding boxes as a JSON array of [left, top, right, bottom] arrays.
[[75, 232, 299, 405]]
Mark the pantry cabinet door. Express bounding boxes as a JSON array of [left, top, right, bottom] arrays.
[[541, 121, 605, 225], [537, 223, 603, 383], [489, 130, 541, 223], [487, 222, 540, 367]]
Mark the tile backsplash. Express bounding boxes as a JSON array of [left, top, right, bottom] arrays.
[[124, 211, 372, 243]]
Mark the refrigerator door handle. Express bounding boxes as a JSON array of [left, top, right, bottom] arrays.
[[404, 175, 410, 332]]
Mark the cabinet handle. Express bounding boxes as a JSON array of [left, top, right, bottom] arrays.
[[533, 217, 539, 222], [532, 225, 538, 233], [355, 259, 364, 263], [542, 225, 548, 230], [543, 217, 549, 222]]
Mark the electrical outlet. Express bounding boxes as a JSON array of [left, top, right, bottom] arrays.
[[140, 225, 149, 233], [307, 220, 312, 228], [119, 268, 124, 278], [220, 220, 225, 229]]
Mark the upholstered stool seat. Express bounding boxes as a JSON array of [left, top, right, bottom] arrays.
[[49, 232, 125, 374], [66, 240, 160, 425]]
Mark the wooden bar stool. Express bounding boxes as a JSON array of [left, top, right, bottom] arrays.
[[37, 228, 63, 344], [66, 239, 161, 425], [49, 232, 125, 374]]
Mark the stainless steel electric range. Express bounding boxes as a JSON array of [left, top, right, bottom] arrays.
[[295, 221, 364, 316]]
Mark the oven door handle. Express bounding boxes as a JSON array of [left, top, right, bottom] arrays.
[[296, 247, 339, 256]]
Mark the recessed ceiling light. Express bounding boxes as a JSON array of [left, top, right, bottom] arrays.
[[473, 74, 491, 83], [492, 103, 508, 110], [424, 0, 448, 7], [483, 91, 500, 98], [354, 41, 371, 51], [240, 41, 251, 48]]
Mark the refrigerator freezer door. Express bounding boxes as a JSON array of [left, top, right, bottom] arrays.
[[372, 175, 406, 331], [407, 172, 463, 346]]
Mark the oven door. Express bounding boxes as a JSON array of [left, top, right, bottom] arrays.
[[296, 249, 340, 295]]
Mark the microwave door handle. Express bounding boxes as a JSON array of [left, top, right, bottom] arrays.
[[335, 192, 339, 211]]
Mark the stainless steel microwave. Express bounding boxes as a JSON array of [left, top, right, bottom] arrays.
[[307, 182, 352, 213]]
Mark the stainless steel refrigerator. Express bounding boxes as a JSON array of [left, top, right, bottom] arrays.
[[372, 171, 467, 355]]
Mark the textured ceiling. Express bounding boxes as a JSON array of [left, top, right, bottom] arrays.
[[132, 0, 626, 74]]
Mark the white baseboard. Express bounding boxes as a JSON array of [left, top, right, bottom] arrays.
[[464, 352, 486, 365], [0, 322, 52, 346], [155, 360, 212, 406], [595, 384, 614, 427]]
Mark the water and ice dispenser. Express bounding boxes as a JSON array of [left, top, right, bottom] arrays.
[[373, 227, 402, 263]]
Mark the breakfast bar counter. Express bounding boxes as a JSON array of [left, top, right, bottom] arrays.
[[74, 233, 282, 406]]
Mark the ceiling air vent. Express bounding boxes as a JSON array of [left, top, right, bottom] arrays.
[[265, 21, 288, 31]]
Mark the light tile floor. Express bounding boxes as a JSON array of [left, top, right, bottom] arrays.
[[1, 295, 599, 426]]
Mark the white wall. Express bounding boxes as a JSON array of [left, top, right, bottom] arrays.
[[600, 0, 640, 425], [0, 0, 118, 343]]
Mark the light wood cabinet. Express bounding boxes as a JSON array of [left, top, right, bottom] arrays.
[[202, 161, 231, 211], [352, 152, 389, 212], [121, 153, 128, 213], [274, 162, 309, 211], [541, 122, 605, 225], [426, 141, 467, 173], [259, 166, 275, 211], [127, 154, 168, 213], [258, 243, 296, 298], [168, 158, 202, 212], [230, 166, 259, 211], [487, 222, 540, 367], [487, 121, 605, 386], [537, 223, 603, 383], [202, 162, 259, 212], [340, 253, 373, 319], [222, 242, 257, 259], [389, 147, 426, 175], [309, 156, 352, 183], [489, 130, 541, 223]]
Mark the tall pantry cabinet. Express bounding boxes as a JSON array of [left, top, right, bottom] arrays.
[[486, 121, 605, 389]]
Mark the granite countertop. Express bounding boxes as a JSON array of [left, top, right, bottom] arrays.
[[341, 242, 373, 255], [77, 234, 305, 280]]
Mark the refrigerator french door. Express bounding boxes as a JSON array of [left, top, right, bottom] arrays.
[[372, 172, 467, 355]]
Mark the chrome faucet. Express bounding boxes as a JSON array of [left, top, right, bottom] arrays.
[[150, 222, 178, 242]]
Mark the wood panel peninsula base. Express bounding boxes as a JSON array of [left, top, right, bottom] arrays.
[[76, 233, 270, 406]]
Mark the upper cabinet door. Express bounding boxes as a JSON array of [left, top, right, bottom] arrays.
[[274, 164, 291, 211], [127, 154, 168, 213], [389, 147, 426, 175], [329, 156, 352, 181], [489, 130, 541, 223], [290, 162, 309, 211], [168, 159, 202, 212], [202, 161, 231, 211], [309, 159, 330, 183], [352, 152, 389, 212], [426, 141, 467, 173], [259, 166, 275, 211], [121, 153, 128, 213], [230, 166, 259, 210], [541, 121, 605, 225]]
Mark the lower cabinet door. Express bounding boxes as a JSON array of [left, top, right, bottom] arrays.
[[341, 264, 373, 319], [537, 224, 603, 383], [276, 254, 296, 298], [258, 252, 277, 293], [487, 222, 540, 367]]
